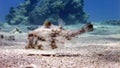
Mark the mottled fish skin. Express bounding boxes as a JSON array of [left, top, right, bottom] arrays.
[[25, 21, 93, 50]]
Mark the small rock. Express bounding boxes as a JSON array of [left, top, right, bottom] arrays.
[[0, 35, 4, 39]]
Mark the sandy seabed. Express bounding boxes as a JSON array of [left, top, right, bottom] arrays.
[[0, 24, 120, 68]]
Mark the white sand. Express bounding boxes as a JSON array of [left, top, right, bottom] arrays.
[[0, 24, 120, 68]]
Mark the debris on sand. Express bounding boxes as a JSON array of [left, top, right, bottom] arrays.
[[9, 27, 22, 34]]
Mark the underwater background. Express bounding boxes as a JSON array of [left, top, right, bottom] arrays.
[[0, 0, 120, 35], [0, 0, 120, 23], [0, 0, 120, 67]]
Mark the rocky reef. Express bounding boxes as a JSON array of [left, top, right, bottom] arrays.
[[104, 20, 120, 25], [6, 0, 88, 25]]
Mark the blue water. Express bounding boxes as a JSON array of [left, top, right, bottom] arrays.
[[0, 0, 120, 22], [84, 0, 120, 22], [0, 0, 24, 22]]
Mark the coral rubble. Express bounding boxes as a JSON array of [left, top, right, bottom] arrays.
[[9, 27, 22, 34], [6, 0, 88, 25]]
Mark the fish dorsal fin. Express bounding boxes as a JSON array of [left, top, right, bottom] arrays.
[[58, 18, 65, 27]]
